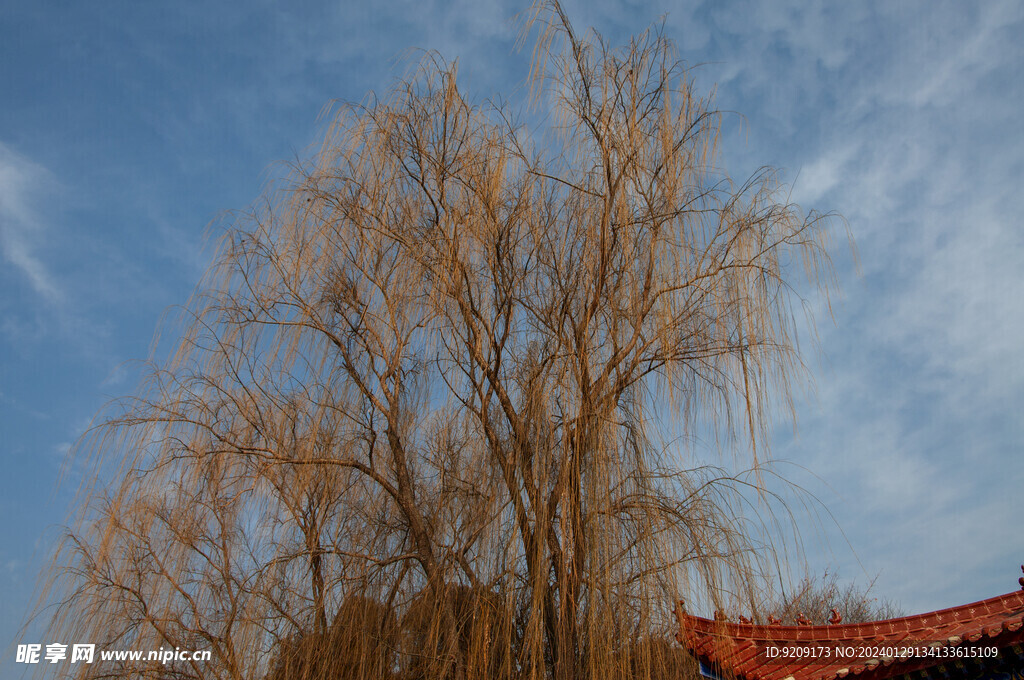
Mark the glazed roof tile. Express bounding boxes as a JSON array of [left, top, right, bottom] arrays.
[[674, 586, 1024, 680]]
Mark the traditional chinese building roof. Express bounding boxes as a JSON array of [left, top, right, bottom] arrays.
[[674, 568, 1024, 680]]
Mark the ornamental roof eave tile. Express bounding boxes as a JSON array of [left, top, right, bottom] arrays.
[[674, 588, 1024, 680]]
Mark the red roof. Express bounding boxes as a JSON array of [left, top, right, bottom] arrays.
[[674, 587, 1024, 680]]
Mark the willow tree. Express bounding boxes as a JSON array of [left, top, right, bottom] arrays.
[[42, 3, 839, 679]]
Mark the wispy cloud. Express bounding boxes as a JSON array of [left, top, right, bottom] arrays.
[[0, 143, 61, 303], [906, 1, 1020, 109], [667, 0, 1024, 610]]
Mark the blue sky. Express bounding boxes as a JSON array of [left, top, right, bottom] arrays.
[[2, 0, 1023, 670]]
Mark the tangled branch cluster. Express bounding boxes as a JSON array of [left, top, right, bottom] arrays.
[[43, 4, 839, 679]]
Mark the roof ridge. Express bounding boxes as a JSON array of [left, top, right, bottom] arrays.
[[675, 587, 1024, 680], [678, 589, 1024, 639]]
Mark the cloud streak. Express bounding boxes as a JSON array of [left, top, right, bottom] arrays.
[[647, 0, 1024, 611], [0, 143, 61, 303]]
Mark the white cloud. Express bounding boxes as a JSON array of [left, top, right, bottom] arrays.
[[908, 1, 1021, 108], [793, 145, 859, 205], [704, 0, 1024, 612], [0, 143, 62, 303]]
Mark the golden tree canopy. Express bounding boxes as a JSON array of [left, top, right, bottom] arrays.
[[44, 3, 840, 679]]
